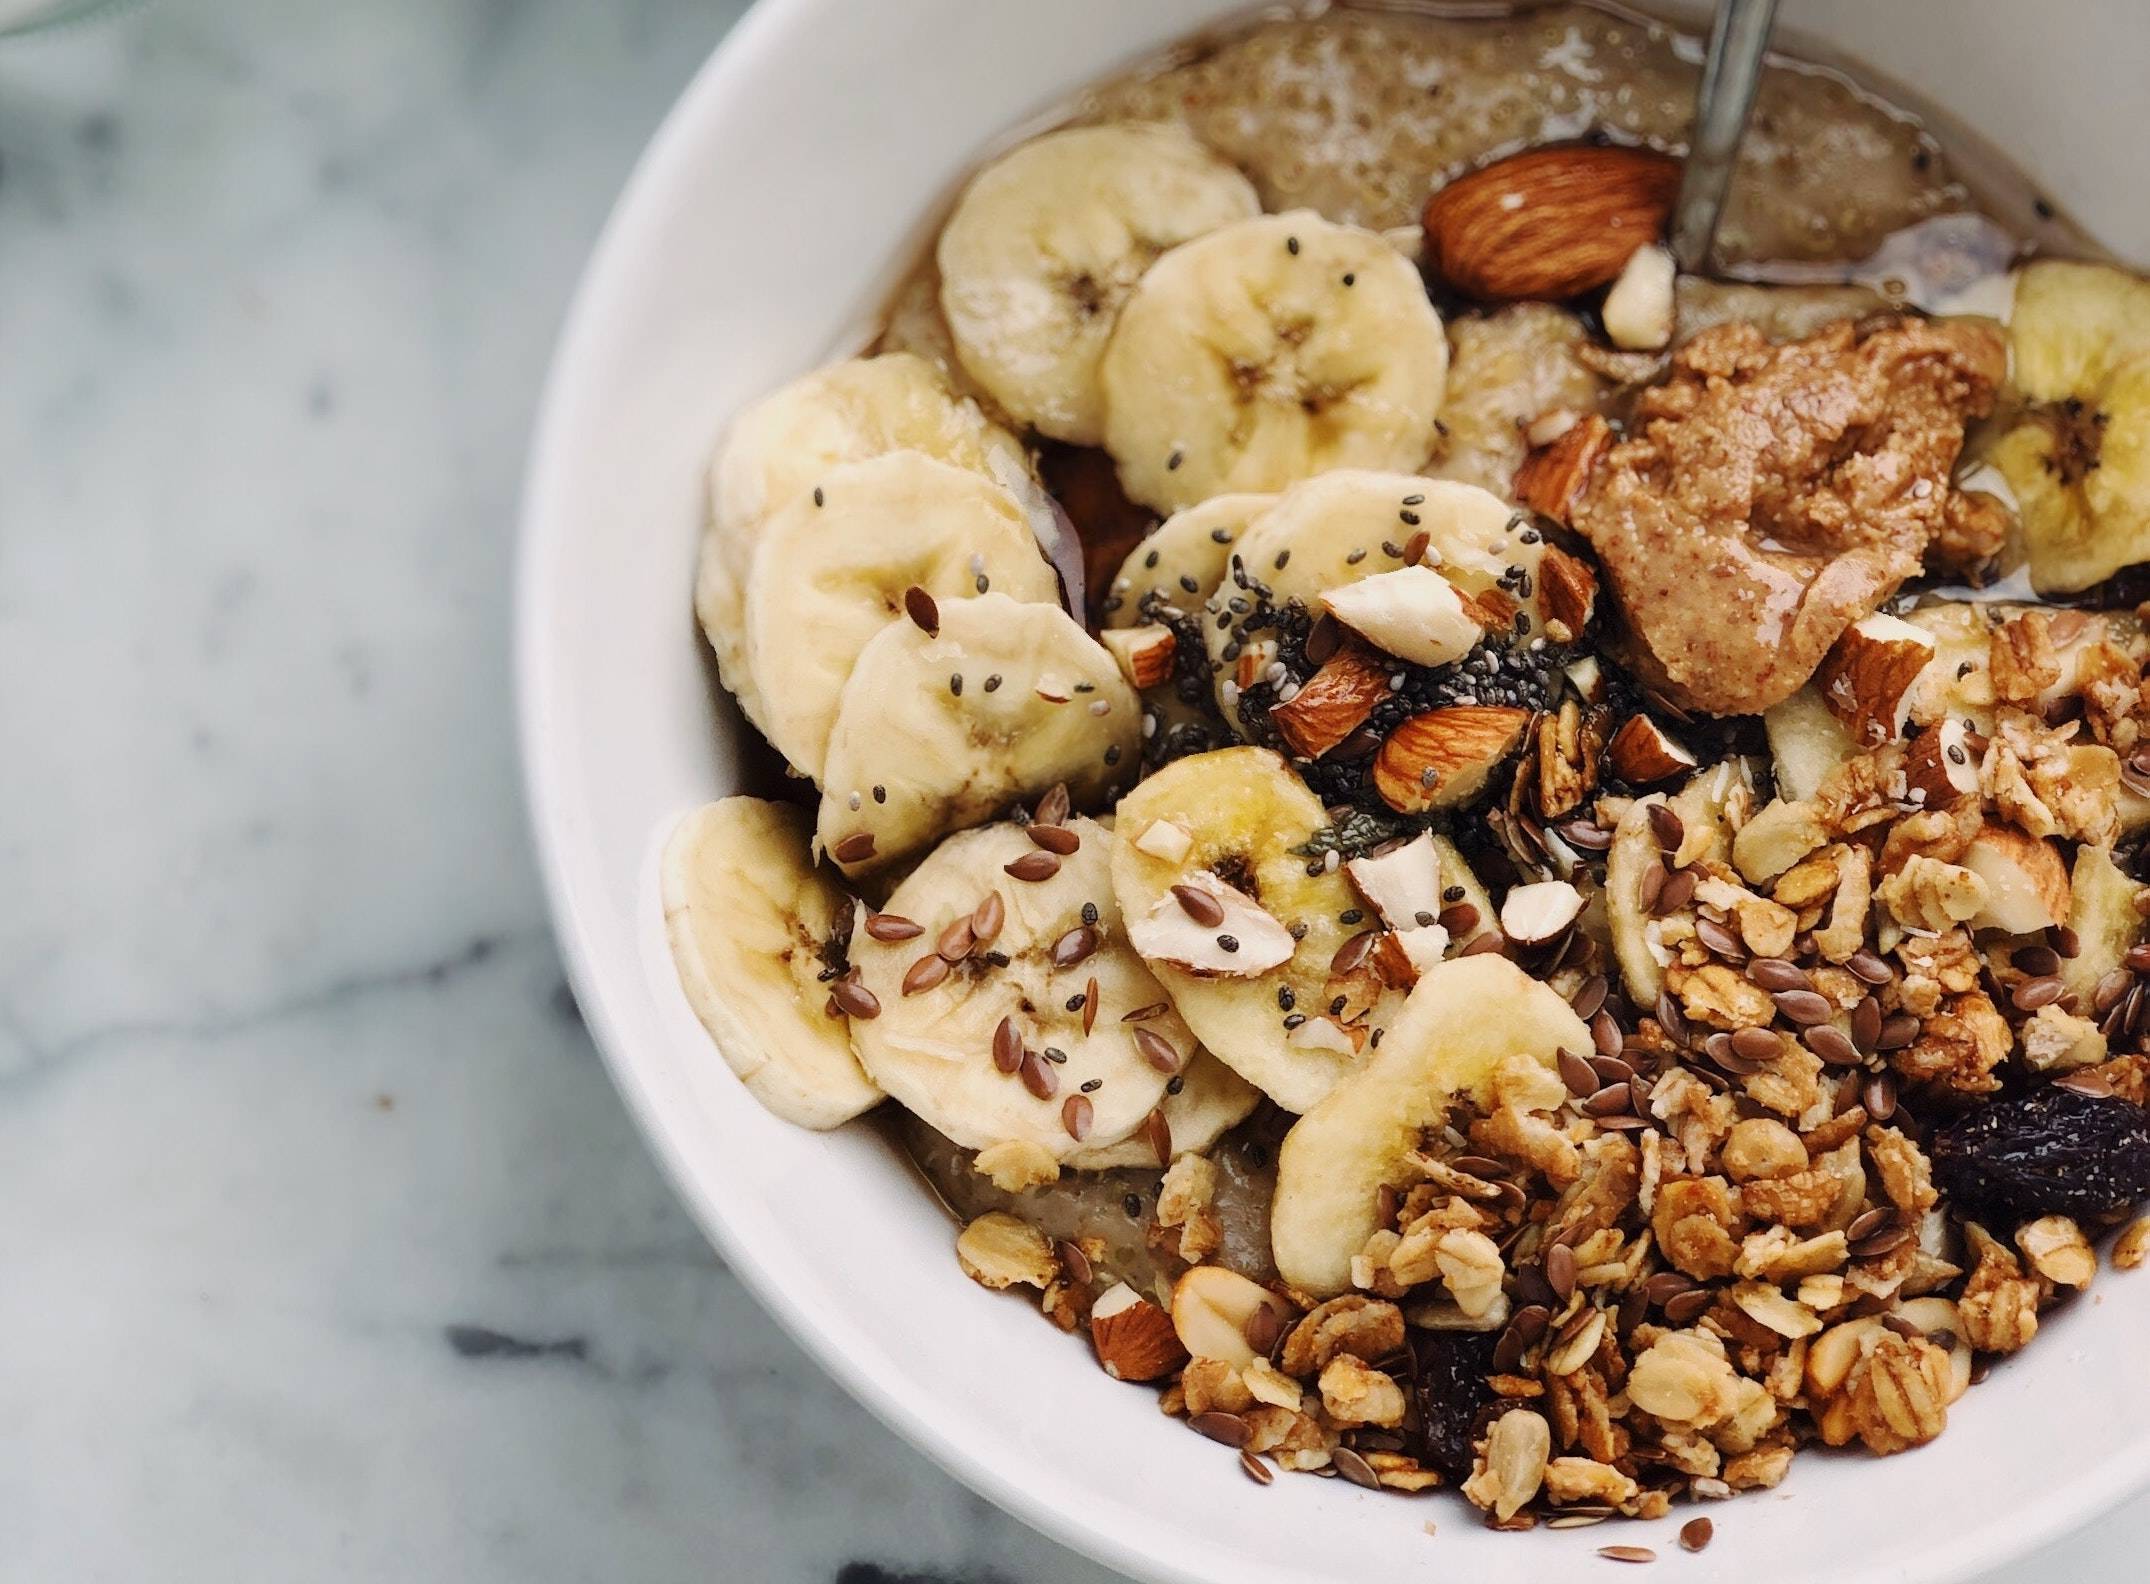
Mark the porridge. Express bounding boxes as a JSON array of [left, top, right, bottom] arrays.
[[658, 0, 2150, 1539]]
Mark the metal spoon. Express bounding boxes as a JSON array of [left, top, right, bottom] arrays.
[[1669, 0, 1781, 272]]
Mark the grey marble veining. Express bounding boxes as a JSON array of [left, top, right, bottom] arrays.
[[1, 3, 2147, 1581]]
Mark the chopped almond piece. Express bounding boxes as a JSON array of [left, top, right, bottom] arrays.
[[1537, 545, 1599, 636], [1904, 718, 1980, 808], [1321, 566, 1480, 668], [1099, 625, 1177, 691], [1813, 613, 1936, 746], [1514, 414, 1613, 526], [1090, 1282, 1189, 1382], [1373, 706, 1532, 813], [1606, 713, 1697, 786], [1127, 870, 1297, 976], [1270, 645, 1391, 759]]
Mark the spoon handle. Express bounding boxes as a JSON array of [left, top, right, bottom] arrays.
[[1670, 0, 1781, 272]]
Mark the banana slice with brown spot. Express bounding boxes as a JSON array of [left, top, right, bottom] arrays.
[[938, 124, 1260, 445], [660, 798, 881, 1129], [1099, 211, 1448, 514], [1989, 261, 2150, 593]]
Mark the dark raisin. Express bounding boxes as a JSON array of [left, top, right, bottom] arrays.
[[1931, 1085, 2150, 1221], [1405, 1329, 1499, 1481]]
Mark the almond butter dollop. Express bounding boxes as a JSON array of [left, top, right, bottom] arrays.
[[1572, 315, 2006, 717]]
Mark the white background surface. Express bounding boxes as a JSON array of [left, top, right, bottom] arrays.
[[2, 3, 2146, 1581]]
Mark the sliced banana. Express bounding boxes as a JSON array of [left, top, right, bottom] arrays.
[[1205, 471, 1539, 728], [743, 452, 1060, 780], [1063, 1050, 1261, 1171], [2058, 843, 2146, 1008], [1990, 261, 2150, 593], [938, 124, 1260, 445], [816, 593, 1137, 878], [1271, 956, 1590, 1295], [697, 353, 1048, 726], [1607, 772, 1739, 1009], [1099, 210, 1449, 514], [848, 817, 1180, 1159], [660, 799, 882, 1129], [1224, 470, 1534, 615], [1110, 746, 1400, 1113], [1103, 492, 1276, 629], [1762, 684, 1859, 803]]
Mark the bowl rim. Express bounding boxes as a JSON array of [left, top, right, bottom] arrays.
[[514, 2, 2150, 1579], [511, 6, 1224, 1578]]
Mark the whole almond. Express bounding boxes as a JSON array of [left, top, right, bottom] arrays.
[[1423, 144, 1681, 302]]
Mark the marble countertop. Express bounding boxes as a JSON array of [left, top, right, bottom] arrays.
[[2, 3, 2147, 1581]]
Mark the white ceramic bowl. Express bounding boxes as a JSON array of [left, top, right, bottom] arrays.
[[518, 4, 2150, 1580]]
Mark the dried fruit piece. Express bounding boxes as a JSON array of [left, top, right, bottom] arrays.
[[1931, 1085, 2150, 1219], [1409, 1328, 1500, 1481]]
